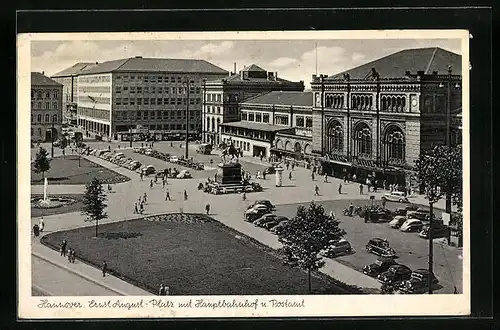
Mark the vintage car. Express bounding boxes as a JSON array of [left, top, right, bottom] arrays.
[[419, 224, 450, 239], [377, 264, 413, 285], [381, 191, 409, 203], [176, 170, 192, 179], [244, 208, 269, 222], [136, 165, 156, 175], [320, 238, 352, 258], [362, 207, 393, 223], [263, 216, 289, 230], [248, 200, 275, 211], [246, 203, 272, 213], [389, 216, 407, 229], [271, 220, 289, 234], [362, 256, 398, 277], [196, 143, 213, 155], [397, 269, 439, 294], [400, 219, 424, 232], [145, 149, 153, 156], [365, 238, 396, 257], [169, 155, 179, 163], [407, 209, 430, 221], [393, 204, 419, 216], [254, 214, 279, 227]]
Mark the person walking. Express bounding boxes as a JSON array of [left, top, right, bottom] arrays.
[[60, 240, 67, 257], [242, 192, 246, 201], [143, 192, 148, 204], [139, 201, 144, 214], [165, 190, 172, 201], [150, 179, 153, 189], [263, 172, 266, 180], [162, 178, 166, 189], [39, 217, 45, 233], [359, 183, 364, 195], [140, 171, 143, 181], [205, 203, 211, 215], [286, 162, 290, 170], [288, 171, 292, 180], [67, 249, 73, 263], [311, 172, 315, 181], [349, 202, 354, 217], [338, 183, 342, 194], [33, 224, 40, 238], [159, 283, 166, 296], [134, 203, 138, 214], [184, 190, 188, 201], [324, 173, 328, 183], [70, 249, 76, 263], [314, 185, 320, 196], [102, 261, 107, 277]]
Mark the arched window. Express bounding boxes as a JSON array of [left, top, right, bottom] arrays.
[[52, 114, 57, 123], [37, 114, 41, 122], [45, 114, 49, 123], [216, 118, 220, 132], [294, 142, 302, 153], [211, 117, 215, 132], [206, 117, 210, 131], [383, 125, 405, 163], [353, 123, 372, 157], [327, 120, 343, 153], [38, 128, 42, 136]]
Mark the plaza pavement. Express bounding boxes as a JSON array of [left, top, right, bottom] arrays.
[[30, 141, 458, 295]]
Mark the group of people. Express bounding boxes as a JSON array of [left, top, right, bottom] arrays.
[[60, 239, 76, 263], [134, 192, 148, 214], [32, 217, 45, 238]]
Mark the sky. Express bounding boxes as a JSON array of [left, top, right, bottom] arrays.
[[31, 38, 462, 89]]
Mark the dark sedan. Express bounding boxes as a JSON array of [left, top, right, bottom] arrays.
[[362, 257, 397, 277], [377, 264, 412, 285]]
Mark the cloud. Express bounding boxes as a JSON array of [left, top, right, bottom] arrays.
[[351, 52, 365, 62], [268, 57, 297, 68]]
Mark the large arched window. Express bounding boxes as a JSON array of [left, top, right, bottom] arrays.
[[211, 117, 215, 132], [294, 142, 302, 153], [353, 123, 372, 157], [45, 114, 50, 123], [326, 120, 343, 153], [206, 117, 210, 131], [383, 125, 405, 163]]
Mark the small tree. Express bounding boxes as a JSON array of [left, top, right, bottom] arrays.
[[81, 178, 108, 237], [277, 201, 346, 293], [33, 147, 51, 180]]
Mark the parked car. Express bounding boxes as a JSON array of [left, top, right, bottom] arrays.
[[407, 209, 430, 221], [251, 200, 275, 210], [389, 216, 407, 229], [381, 191, 409, 203], [397, 269, 438, 294], [377, 264, 413, 285], [136, 165, 155, 175], [271, 220, 289, 234], [254, 214, 278, 227], [169, 156, 179, 163], [365, 238, 396, 257], [400, 219, 424, 232], [244, 208, 269, 222], [145, 149, 153, 156], [263, 216, 289, 230], [419, 225, 450, 239], [320, 238, 352, 258], [362, 256, 398, 277], [247, 203, 272, 212], [176, 170, 192, 179], [393, 204, 419, 216]]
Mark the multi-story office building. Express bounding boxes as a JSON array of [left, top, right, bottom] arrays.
[[75, 56, 228, 140], [219, 91, 312, 158], [203, 64, 305, 145], [51, 62, 98, 124], [31, 72, 63, 142], [291, 47, 462, 187]]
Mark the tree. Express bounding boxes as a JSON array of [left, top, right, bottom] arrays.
[[277, 201, 346, 293], [81, 178, 108, 237], [414, 144, 462, 293], [33, 147, 51, 180]]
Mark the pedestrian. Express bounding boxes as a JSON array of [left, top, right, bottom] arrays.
[[260, 153, 263, 161], [70, 249, 76, 263], [134, 203, 138, 214], [140, 172, 143, 181], [288, 172, 292, 180], [143, 192, 147, 203], [263, 172, 266, 180], [165, 190, 171, 201], [383, 180, 387, 190], [324, 173, 328, 183], [366, 178, 371, 192], [159, 283, 166, 296], [170, 141, 173, 147], [60, 240, 67, 257], [382, 198, 387, 209], [338, 183, 342, 194], [242, 192, 246, 201], [349, 202, 354, 216], [291, 162, 295, 171], [314, 185, 320, 196], [184, 190, 188, 201], [138, 196, 142, 205], [102, 261, 107, 277], [68, 248, 73, 263], [205, 203, 210, 215], [33, 224, 40, 238], [359, 183, 364, 195], [150, 179, 153, 189], [162, 178, 166, 188], [154, 176, 158, 184], [311, 172, 315, 181], [140, 202, 144, 214], [329, 211, 336, 220], [39, 217, 45, 233], [286, 162, 290, 170]]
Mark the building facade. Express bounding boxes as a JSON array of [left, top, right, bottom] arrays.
[[219, 91, 313, 159], [31, 72, 63, 142], [203, 64, 304, 146], [51, 62, 98, 125], [75, 56, 228, 140], [303, 47, 462, 187]]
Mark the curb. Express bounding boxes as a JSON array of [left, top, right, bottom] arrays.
[[32, 252, 128, 296]]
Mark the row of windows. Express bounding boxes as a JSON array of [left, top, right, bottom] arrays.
[[115, 75, 197, 84], [115, 86, 202, 95], [115, 97, 201, 106], [351, 94, 374, 110], [78, 96, 111, 105], [79, 86, 111, 94], [116, 123, 196, 131], [31, 114, 58, 124], [221, 126, 272, 141], [381, 95, 407, 112], [79, 76, 111, 84], [114, 110, 199, 120], [78, 107, 110, 121], [205, 106, 222, 114], [295, 116, 313, 128], [31, 101, 59, 110], [205, 93, 223, 102], [31, 89, 59, 100], [275, 115, 289, 126]]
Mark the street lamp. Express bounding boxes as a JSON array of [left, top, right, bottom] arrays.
[[202, 79, 206, 143], [183, 77, 195, 159]]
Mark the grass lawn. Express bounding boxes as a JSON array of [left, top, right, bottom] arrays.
[[31, 194, 84, 217], [31, 155, 130, 185], [41, 214, 356, 295]]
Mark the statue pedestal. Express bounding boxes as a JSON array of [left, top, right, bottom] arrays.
[[275, 167, 284, 187], [216, 162, 242, 184]]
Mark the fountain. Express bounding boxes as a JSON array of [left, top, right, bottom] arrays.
[[31, 177, 76, 209]]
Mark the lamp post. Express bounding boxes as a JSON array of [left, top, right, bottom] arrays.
[[184, 77, 194, 159], [51, 117, 55, 158], [202, 79, 206, 143], [445, 65, 452, 215]]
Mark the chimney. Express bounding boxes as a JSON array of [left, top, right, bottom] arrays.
[[275, 72, 278, 80], [42, 71, 45, 76], [228, 71, 231, 77], [234, 62, 237, 75]]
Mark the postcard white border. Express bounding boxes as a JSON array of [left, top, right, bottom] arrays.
[[18, 30, 470, 318]]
